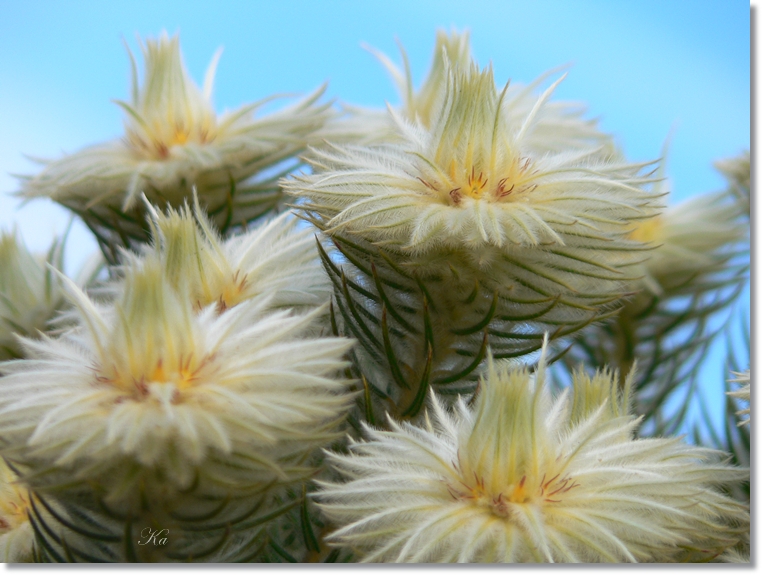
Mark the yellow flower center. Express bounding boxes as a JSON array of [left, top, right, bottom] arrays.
[[443, 157, 537, 206], [128, 112, 217, 160], [628, 216, 663, 244], [97, 353, 213, 403], [213, 271, 249, 313], [0, 483, 29, 533], [449, 471, 578, 519], [119, 33, 220, 160]]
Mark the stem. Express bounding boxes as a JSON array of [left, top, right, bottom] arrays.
[[614, 311, 636, 389]]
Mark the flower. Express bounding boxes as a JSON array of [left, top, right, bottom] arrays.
[[19, 32, 332, 255], [0, 231, 66, 360], [0, 458, 34, 562], [328, 29, 471, 144], [0, 255, 354, 501], [627, 184, 745, 297], [317, 343, 749, 563], [380, 29, 470, 129], [727, 369, 750, 427], [289, 59, 659, 307], [111, 197, 330, 314], [329, 30, 613, 156], [562, 149, 749, 433]]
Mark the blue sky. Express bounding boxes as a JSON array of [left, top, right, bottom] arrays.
[[0, 1, 751, 430], [0, 0, 750, 262]]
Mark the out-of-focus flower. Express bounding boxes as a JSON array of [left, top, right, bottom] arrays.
[[628, 188, 745, 297], [327, 29, 613, 156], [379, 29, 469, 129], [727, 369, 750, 427], [564, 149, 749, 434], [19, 32, 332, 258], [0, 231, 66, 360], [0, 256, 353, 501], [0, 458, 34, 562], [714, 150, 750, 216], [109, 197, 330, 314], [317, 343, 749, 563], [326, 29, 470, 144]]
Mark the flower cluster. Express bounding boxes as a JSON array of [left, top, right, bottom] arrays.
[[562, 149, 750, 434], [0, 27, 750, 564], [0, 210, 352, 504], [317, 343, 749, 563], [285, 34, 663, 420]]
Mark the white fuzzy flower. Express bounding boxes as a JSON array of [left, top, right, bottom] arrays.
[[317, 345, 748, 563], [107, 197, 331, 314], [19, 32, 331, 252], [289, 60, 659, 315], [297, 62, 657, 252], [0, 458, 34, 562], [0, 256, 353, 501], [0, 231, 66, 360], [727, 369, 750, 427]]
